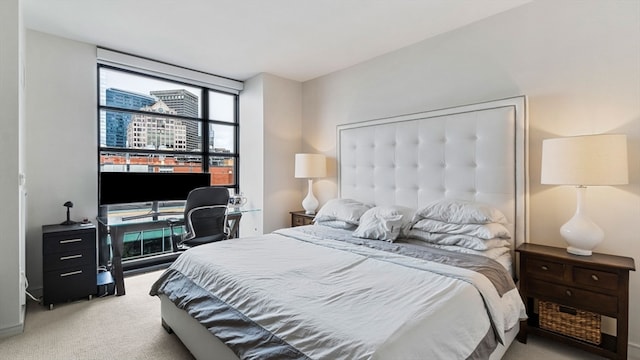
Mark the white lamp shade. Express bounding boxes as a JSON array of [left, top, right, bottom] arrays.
[[540, 133, 628, 256], [541, 134, 628, 186], [295, 153, 327, 178]]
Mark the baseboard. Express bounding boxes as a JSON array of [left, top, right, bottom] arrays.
[[0, 322, 24, 339], [629, 342, 640, 360]]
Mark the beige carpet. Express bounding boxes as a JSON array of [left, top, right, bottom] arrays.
[[0, 270, 193, 360], [0, 269, 606, 360]]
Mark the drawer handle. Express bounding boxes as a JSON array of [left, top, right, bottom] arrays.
[[60, 270, 83, 277], [59, 238, 82, 244], [558, 305, 577, 315], [540, 265, 549, 271], [591, 274, 599, 281], [565, 289, 573, 297], [60, 254, 82, 261]]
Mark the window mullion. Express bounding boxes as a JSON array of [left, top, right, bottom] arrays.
[[202, 90, 210, 173]]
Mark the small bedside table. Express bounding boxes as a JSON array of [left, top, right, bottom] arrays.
[[516, 243, 635, 359], [290, 211, 315, 227], [42, 223, 97, 310]]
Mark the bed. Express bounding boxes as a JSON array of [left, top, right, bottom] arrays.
[[150, 95, 529, 359]]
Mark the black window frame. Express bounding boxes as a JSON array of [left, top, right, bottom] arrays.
[[96, 63, 241, 271], [97, 64, 240, 196]]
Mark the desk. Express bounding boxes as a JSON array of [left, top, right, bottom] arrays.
[[97, 207, 256, 296]]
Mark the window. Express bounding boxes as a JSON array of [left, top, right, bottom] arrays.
[[98, 66, 239, 188], [96, 52, 242, 268]]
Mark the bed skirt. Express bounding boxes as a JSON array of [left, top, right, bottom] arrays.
[[159, 294, 518, 360]]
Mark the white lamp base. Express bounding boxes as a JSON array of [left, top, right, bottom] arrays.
[[301, 179, 319, 215], [560, 186, 604, 256], [566, 246, 596, 256]]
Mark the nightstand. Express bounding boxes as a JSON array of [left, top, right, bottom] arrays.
[[290, 211, 315, 227], [516, 243, 635, 359], [42, 223, 97, 310]]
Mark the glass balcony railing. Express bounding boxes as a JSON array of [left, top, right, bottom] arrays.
[[122, 226, 184, 261]]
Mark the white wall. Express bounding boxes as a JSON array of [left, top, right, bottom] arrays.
[[0, 0, 26, 337], [262, 74, 303, 232], [301, 0, 640, 355], [24, 30, 97, 295], [239, 75, 265, 236], [240, 73, 303, 234]]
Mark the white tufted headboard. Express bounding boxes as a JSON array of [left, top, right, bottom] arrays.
[[337, 96, 528, 249]]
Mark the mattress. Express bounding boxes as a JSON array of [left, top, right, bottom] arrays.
[[150, 225, 526, 359]]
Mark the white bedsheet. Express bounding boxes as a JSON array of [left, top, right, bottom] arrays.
[[154, 227, 526, 359]]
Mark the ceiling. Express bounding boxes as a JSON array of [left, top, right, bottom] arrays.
[[23, 0, 531, 82]]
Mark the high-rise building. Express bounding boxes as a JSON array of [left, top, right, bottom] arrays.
[[150, 89, 200, 151], [105, 88, 156, 148], [127, 101, 186, 151]]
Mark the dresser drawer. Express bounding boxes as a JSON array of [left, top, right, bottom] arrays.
[[526, 257, 565, 281], [43, 229, 94, 254], [43, 264, 96, 305], [293, 216, 313, 226], [573, 267, 618, 291], [43, 248, 93, 271], [291, 212, 315, 227], [528, 278, 617, 316]]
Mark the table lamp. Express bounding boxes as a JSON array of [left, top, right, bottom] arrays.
[[295, 153, 327, 214], [541, 134, 628, 256]]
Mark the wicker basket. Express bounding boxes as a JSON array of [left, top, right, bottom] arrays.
[[539, 300, 601, 345]]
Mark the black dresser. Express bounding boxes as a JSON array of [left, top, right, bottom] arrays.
[[42, 223, 97, 310]]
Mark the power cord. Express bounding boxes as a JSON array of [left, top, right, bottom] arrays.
[[24, 276, 40, 302]]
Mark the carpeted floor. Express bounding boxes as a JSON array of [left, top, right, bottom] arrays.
[[0, 270, 193, 360], [0, 269, 606, 360]]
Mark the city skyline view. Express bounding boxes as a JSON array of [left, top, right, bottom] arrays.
[[99, 67, 236, 153]]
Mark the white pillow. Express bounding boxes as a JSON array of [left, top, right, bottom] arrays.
[[413, 199, 508, 225], [353, 206, 413, 242], [411, 219, 511, 239], [406, 240, 511, 260], [407, 230, 510, 250], [314, 198, 373, 225], [314, 220, 357, 230]]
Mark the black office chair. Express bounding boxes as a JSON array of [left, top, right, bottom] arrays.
[[168, 187, 230, 252]]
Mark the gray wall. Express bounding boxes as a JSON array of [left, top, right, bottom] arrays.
[[0, 0, 26, 337], [301, 0, 640, 353], [24, 30, 97, 295]]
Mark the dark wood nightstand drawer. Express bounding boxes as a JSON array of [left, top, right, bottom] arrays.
[[573, 267, 618, 291], [43, 248, 93, 271], [43, 229, 95, 254], [528, 278, 618, 317], [525, 257, 565, 281], [293, 216, 313, 226], [290, 211, 315, 227], [43, 264, 96, 304]]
